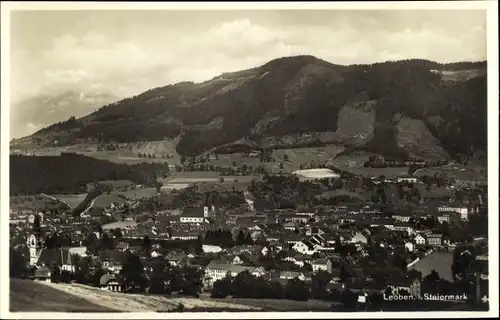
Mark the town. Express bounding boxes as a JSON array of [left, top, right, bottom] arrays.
[[9, 155, 490, 312]]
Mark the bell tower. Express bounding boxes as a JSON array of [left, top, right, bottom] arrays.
[[27, 234, 42, 266]]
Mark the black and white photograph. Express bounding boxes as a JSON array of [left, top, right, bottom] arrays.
[[1, 1, 498, 318]]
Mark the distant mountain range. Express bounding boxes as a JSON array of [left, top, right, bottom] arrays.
[[10, 89, 119, 139], [14, 55, 487, 160]]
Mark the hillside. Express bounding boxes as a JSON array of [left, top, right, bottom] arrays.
[[14, 56, 487, 161], [9, 279, 260, 312], [9, 278, 114, 312]]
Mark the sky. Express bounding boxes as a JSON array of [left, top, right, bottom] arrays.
[[10, 9, 487, 102]]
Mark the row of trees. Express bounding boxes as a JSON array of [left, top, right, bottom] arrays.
[[211, 270, 310, 301]]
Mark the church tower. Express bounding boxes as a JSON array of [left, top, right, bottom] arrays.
[[27, 233, 42, 266]]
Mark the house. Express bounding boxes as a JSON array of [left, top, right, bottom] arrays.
[[290, 216, 309, 224], [261, 246, 269, 256], [170, 231, 199, 240], [283, 221, 297, 231], [427, 234, 443, 247], [405, 241, 416, 253], [312, 259, 332, 273], [116, 242, 130, 251], [351, 231, 369, 245], [310, 234, 326, 246], [283, 234, 303, 244], [393, 223, 415, 236], [68, 247, 88, 257], [166, 252, 188, 267], [397, 176, 419, 184], [33, 266, 51, 282], [292, 240, 316, 255], [265, 233, 281, 243], [100, 274, 122, 292], [437, 205, 471, 221], [226, 255, 244, 265], [370, 218, 395, 230], [387, 278, 421, 298], [35, 247, 76, 273], [180, 207, 209, 224], [204, 261, 258, 287], [283, 255, 304, 267], [101, 250, 126, 273], [279, 271, 305, 281], [392, 214, 412, 223]]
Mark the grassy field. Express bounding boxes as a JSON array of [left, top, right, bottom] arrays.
[[49, 194, 87, 209], [10, 195, 62, 211], [196, 145, 344, 174], [111, 187, 158, 200], [14, 140, 181, 165], [337, 166, 410, 178], [10, 278, 115, 312], [20, 281, 261, 312], [92, 194, 128, 209], [161, 171, 263, 192], [206, 297, 335, 311], [414, 164, 487, 182], [270, 146, 345, 173]]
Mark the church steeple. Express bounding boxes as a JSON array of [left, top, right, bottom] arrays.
[[27, 233, 42, 266]]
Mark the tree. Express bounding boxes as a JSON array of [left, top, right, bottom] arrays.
[[211, 278, 231, 298], [112, 228, 123, 239], [119, 251, 147, 292], [178, 266, 204, 297], [142, 235, 151, 254], [285, 278, 309, 301], [231, 271, 258, 298], [33, 214, 41, 235], [10, 247, 27, 278], [311, 270, 333, 299], [235, 230, 246, 246], [340, 289, 358, 311], [451, 246, 476, 280]]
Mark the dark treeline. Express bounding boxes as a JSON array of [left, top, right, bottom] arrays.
[[10, 153, 170, 195]]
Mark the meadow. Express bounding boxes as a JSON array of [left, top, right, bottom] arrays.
[[26, 281, 261, 312], [10, 279, 115, 312]]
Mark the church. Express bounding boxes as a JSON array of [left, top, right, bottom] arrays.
[[27, 213, 87, 272], [27, 233, 79, 272]]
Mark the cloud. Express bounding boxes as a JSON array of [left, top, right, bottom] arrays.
[[10, 11, 487, 101]]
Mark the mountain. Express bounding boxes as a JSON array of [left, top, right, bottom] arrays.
[[10, 89, 120, 139], [15, 56, 487, 160]]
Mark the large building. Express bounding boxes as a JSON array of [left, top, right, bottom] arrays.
[[204, 260, 265, 287], [180, 192, 216, 224]]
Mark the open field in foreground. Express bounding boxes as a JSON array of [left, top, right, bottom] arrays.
[[10, 278, 114, 312], [19, 281, 261, 312], [205, 296, 336, 311]]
